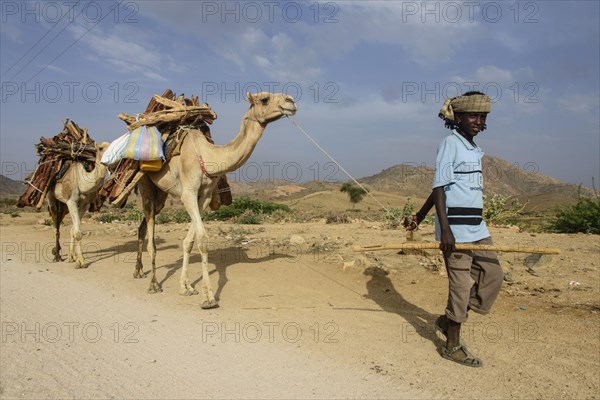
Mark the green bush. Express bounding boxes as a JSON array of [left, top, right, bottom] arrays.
[[0, 198, 17, 207], [236, 210, 261, 224], [156, 213, 171, 225], [545, 194, 600, 234], [483, 194, 527, 225], [385, 199, 415, 229], [125, 207, 144, 222], [96, 213, 120, 223], [204, 197, 290, 223], [172, 209, 191, 224]]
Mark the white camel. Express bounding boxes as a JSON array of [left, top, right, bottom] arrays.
[[48, 142, 109, 268], [134, 92, 297, 308]]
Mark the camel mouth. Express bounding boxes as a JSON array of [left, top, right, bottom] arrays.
[[279, 105, 297, 116]]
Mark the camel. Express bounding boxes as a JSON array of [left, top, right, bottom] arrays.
[[134, 92, 297, 308], [48, 142, 110, 268]]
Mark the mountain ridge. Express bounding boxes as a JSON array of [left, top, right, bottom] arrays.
[[1, 154, 592, 211]]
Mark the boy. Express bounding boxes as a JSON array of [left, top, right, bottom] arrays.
[[407, 92, 504, 367]]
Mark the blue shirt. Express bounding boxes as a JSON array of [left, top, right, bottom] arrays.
[[432, 130, 490, 243]]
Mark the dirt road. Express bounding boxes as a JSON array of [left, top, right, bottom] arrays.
[[1, 214, 598, 399]]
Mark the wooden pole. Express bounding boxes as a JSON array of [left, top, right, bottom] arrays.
[[353, 242, 561, 254]]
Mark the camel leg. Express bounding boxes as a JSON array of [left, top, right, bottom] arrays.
[[137, 176, 168, 290], [179, 223, 198, 296], [134, 217, 147, 278], [65, 199, 86, 268], [145, 210, 161, 293], [48, 195, 67, 262], [138, 194, 162, 293], [181, 191, 218, 309]]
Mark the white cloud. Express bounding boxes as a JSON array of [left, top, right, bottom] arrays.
[[135, 1, 482, 83], [558, 94, 598, 114], [253, 55, 272, 68], [67, 23, 166, 80], [302, 2, 481, 65], [44, 64, 67, 74], [475, 66, 514, 84]]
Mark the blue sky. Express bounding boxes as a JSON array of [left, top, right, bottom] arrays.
[[1, 0, 599, 189]]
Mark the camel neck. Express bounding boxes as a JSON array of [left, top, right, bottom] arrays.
[[207, 114, 266, 175]]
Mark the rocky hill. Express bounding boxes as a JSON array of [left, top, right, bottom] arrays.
[[225, 155, 592, 212], [357, 155, 592, 210], [0, 175, 25, 197]]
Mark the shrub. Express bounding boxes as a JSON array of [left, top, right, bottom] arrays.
[[326, 213, 350, 224], [172, 209, 191, 224], [156, 213, 171, 225], [267, 209, 296, 223], [544, 191, 600, 234], [483, 194, 527, 225], [96, 213, 120, 223], [384, 199, 415, 229], [0, 198, 17, 207], [204, 197, 290, 223], [125, 207, 144, 222], [236, 210, 261, 224]]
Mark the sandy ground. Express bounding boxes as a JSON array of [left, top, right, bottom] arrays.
[[1, 212, 599, 399]]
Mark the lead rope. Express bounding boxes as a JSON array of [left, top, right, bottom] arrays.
[[286, 116, 396, 219]]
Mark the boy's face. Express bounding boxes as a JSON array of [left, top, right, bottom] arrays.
[[456, 112, 488, 139]]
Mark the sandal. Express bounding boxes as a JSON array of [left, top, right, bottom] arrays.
[[441, 345, 483, 368]]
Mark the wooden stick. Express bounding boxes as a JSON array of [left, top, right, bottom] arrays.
[[64, 120, 81, 139], [152, 94, 185, 109], [353, 242, 561, 254], [111, 170, 146, 207], [118, 108, 217, 129]]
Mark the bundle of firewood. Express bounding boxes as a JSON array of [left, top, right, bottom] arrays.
[[99, 89, 220, 207], [17, 119, 98, 209], [118, 89, 217, 133]]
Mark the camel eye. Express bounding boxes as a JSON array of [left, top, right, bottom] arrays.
[[260, 97, 269, 105]]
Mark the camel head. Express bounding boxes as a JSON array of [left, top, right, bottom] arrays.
[[245, 92, 297, 125], [93, 142, 110, 176], [95, 142, 110, 164]]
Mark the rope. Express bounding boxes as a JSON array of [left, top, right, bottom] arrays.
[[286, 116, 394, 217]]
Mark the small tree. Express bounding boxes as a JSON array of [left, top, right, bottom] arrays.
[[340, 183, 368, 208]]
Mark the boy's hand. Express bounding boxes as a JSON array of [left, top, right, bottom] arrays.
[[440, 229, 456, 253], [403, 215, 419, 231]]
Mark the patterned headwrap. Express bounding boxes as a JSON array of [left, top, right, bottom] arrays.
[[438, 94, 491, 123]]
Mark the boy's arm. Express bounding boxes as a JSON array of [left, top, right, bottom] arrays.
[[416, 191, 435, 223], [433, 186, 455, 252], [404, 191, 435, 230]]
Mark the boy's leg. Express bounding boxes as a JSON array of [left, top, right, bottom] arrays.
[[443, 250, 473, 323], [442, 249, 483, 367], [468, 237, 504, 315]]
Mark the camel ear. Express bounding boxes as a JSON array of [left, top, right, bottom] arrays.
[[97, 142, 110, 153], [246, 92, 254, 104]]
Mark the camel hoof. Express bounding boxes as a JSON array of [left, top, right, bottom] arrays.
[[179, 287, 199, 296], [200, 300, 219, 309], [53, 256, 63, 262], [74, 262, 87, 269], [133, 271, 145, 279], [147, 283, 163, 294]]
